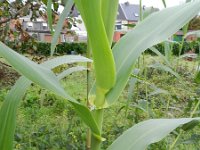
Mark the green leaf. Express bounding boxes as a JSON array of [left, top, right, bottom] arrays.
[[194, 71, 200, 84], [149, 46, 171, 66], [42, 0, 48, 6], [143, 7, 157, 19], [148, 63, 180, 78], [108, 118, 200, 150], [122, 23, 136, 28], [133, 99, 149, 113], [0, 56, 100, 150], [163, 41, 172, 62], [148, 88, 169, 96], [139, 0, 143, 21], [128, 69, 140, 100], [0, 77, 31, 150], [0, 42, 69, 101], [105, 1, 200, 107], [162, 0, 167, 8], [182, 120, 200, 131], [51, 0, 74, 55], [75, 0, 116, 107], [42, 55, 92, 68], [57, 66, 87, 79], [101, 0, 119, 44], [47, 0, 53, 33]]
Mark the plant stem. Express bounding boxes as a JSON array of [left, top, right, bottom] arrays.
[[166, 96, 170, 113], [91, 109, 104, 150], [86, 40, 92, 150], [136, 57, 140, 101], [190, 100, 200, 118], [139, 0, 143, 21], [169, 99, 200, 149], [169, 132, 182, 150], [143, 54, 149, 117], [86, 129, 91, 150]]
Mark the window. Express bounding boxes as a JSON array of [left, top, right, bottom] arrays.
[[134, 13, 139, 17], [27, 22, 33, 28], [116, 24, 122, 30], [115, 21, 122, 30], [42, 23, 48, 30]]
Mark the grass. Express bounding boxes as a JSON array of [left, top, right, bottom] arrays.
[[1, 54, 200, 149]]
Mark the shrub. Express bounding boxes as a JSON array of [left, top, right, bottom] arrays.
[[5, 42, 87, 56], [146, 41, 200, 55], [5, 40, 200, 56]]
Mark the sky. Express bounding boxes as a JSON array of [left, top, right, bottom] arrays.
[[119, 0, 186, 9]]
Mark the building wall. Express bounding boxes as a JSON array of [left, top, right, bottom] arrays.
[[44, 34, 61, 43], [113, 31, 126, 42], [174, 30, 198, 42]]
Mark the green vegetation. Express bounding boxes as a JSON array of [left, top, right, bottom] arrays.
[[1, 0, 200, 150], [1, 56, 200, 149], [4, 42, 87, 55], [3, 40, 200, 56]]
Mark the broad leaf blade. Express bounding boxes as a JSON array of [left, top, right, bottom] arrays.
[[0, 58, 99, 150], [42, 55, 92, 68], [57, 66, 87, 79], [0, 77, 31, 150], [0, 42, 70, 101], [51, 0, 74, 55], [106, 1, 200, 106], [108, 118, 200, 150], [143, 7, 157, 19], [101, 0, 119, 44]]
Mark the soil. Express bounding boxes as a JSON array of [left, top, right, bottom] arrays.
[[0, 61, 20, 88]]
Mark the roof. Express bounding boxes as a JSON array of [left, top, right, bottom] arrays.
[[70, 6, 79, 17], [117, 2, 140, 22]]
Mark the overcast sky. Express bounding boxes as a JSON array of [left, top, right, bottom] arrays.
[[119, 0, 186, 9]]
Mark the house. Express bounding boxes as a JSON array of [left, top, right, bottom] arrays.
[[116, 2, 140, 30], [69, 2, 141, 42], [20, 13, 85, 43], [114, 2, 159, 42], [174, 30, 199, 42], [19, 2, 142, 43], [114, 2, 139, 42], [20, 15, 52, 42], [19, 2, 162, 43]]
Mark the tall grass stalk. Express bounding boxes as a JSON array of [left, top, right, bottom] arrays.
[[86, 41, 92, 149], [169, 97, 200, 150]]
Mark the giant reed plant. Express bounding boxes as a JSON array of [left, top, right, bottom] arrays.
[[1, 0, 200, 150]]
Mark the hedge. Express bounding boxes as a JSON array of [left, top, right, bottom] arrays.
[[4, 41, 200, 56], [146, 41, 200, 55], [5, 42, 87, 56]]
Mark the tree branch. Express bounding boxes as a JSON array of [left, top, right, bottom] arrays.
[[0, 2, 31, 25]]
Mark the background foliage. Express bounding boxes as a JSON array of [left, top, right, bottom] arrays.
[[4, 41, 200, 56]]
